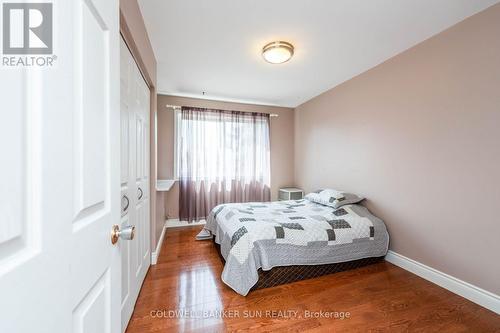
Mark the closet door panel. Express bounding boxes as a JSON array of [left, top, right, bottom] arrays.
[[119, 36, 150, 333]]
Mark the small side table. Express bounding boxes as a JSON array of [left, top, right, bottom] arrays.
[[278, 187, 304, 201]]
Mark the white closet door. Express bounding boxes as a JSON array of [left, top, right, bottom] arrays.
[[120, 37, 151, 332]]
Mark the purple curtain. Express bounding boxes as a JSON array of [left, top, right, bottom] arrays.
[[178, 107, 271, 222]]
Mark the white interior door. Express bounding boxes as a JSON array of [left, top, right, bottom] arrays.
[[120, 37, 151, 332], [0, 0, 121, 332]]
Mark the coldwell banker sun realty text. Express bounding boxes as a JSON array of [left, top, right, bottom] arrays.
[[2, 2, 56, 67]]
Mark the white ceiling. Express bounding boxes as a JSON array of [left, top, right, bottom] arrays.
[[138, 0, 499, 107]]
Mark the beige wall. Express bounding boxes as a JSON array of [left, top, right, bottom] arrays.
[[157, 95, 295, 219], [120, 0, 165, 250], [120, 0, 156, 84], [294, 4, 500, 295]]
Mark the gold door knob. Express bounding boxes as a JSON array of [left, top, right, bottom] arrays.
[[111, 224, 135, 245]]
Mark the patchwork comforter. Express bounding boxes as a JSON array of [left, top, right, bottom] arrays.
[[204, 199, 389, 295]]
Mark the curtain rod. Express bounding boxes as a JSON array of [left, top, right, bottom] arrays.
[[165, 104, 278, 117]]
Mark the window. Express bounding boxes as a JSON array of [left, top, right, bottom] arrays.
[[174, 107, 270, 190]]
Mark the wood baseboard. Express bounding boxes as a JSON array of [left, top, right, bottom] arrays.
[[385, 250, 500, 314]]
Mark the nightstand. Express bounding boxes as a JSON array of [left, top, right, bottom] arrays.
[[278, 187, 304, 201]]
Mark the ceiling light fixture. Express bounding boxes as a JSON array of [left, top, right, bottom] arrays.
[[262, 41, 294, 64]]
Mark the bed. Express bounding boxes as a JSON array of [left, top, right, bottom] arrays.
[[204, 198, 389, 296]]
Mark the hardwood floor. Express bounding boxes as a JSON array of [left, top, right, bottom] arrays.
[[126, 227, 500, 333]]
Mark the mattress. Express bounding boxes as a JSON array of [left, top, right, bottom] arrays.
[[204, 199, 389, 295]]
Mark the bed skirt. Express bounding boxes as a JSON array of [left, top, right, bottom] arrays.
[[213, 240, 384, 291]]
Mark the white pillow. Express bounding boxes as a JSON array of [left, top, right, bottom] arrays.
[[305, 189, 364, 208]]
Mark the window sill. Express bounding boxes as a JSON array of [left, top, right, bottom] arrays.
[[156, 179, 176, 191]]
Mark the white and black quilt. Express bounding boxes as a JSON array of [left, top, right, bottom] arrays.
[[204, 199, 389, 295]]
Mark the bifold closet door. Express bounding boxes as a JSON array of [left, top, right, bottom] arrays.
[[120, 37, 151, 332]]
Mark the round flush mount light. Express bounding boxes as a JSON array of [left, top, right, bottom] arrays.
[[262, 41, 294, 64]]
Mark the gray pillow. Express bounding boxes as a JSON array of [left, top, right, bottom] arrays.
[[305, 189, 364, 208]]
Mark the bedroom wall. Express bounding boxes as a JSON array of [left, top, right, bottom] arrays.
[[294, 3, 500, 295], [157, 95, 295, 220]]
